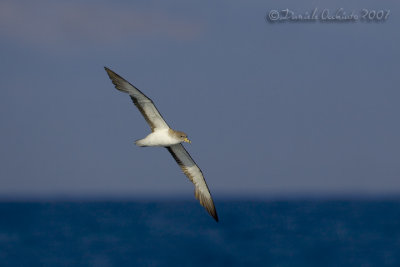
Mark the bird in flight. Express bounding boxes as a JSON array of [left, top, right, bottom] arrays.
[[104, 67, 218, 221]]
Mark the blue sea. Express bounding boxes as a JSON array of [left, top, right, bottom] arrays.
[[1, 200, 399, 266]]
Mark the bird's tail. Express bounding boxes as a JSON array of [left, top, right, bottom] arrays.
[[135, 139, 147, 147]]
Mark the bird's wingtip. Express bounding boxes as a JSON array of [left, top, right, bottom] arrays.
[[214, 214, 219, 222], [104, 67, 116, 79]]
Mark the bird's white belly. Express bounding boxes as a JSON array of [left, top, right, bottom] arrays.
[[135, 129, 180, 147]]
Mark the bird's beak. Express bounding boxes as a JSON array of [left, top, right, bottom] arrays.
[[184, 137, 191, 144]]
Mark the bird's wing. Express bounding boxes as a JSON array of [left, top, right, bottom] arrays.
[[105, 67, 169, 132], [167, 144, 218, 221]]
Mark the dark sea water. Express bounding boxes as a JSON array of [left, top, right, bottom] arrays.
[[0, 200, 399, 266]]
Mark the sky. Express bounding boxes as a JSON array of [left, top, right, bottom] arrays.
[[0, 0, 399, 199]]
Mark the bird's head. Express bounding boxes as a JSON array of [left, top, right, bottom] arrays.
[[175, 130, 191, 144]]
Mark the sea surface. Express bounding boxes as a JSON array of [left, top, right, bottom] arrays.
[[0, 200, 399, 266]]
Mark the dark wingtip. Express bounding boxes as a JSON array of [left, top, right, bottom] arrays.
[[210, 207, 219, 222], [104, 66, 114, 77], [214, 214, 219, 222]]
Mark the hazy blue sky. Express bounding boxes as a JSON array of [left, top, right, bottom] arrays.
[[1, 0, 399, 199]]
